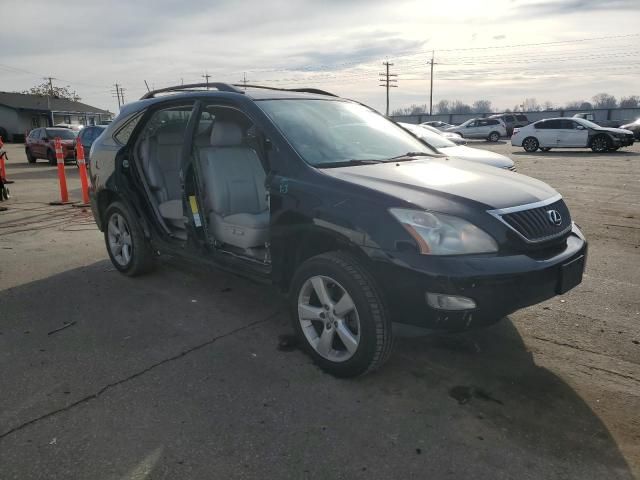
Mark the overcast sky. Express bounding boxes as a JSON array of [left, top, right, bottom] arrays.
[[1, 0, 638, 114]]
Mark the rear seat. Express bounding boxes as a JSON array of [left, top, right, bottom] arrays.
[[139, 125, 186, 229]]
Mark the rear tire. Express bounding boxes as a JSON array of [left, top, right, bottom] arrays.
[[488, 131, 500, 142], [104, 201, 155, 276], [522, 137, 539, 152], [590, 135, 610, 153], [290, 251, 393, 377], [26, 148, 36, 163], [47, 150, 56, 166]]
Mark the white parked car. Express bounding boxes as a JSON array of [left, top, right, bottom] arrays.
[[445, 118, 507, 142], [511, 117, 635, 153], [419, 123, 466, 145], [400, 123, 516, 170], [421, 120, 454, 130]]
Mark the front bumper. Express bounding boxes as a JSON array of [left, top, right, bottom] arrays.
[[612, 136, 634, 147], [370, 224, 587, 331]]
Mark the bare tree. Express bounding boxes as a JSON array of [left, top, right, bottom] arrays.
[[522, 98, 541, 112], [543, 101, 554, 111], [619, 95, 640, 108], [472, 99, 492, 113], [436, 99, 450, 114], [21, 81, 80, 101], [592, 93, 617, 109], [450, 100, 472, 114]]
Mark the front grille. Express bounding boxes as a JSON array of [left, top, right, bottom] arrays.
[[494, 198, 571, 243]]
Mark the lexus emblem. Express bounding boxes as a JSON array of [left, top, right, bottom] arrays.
[[547, 209, 562, 226]]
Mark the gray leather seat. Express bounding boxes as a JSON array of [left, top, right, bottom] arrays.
[[139, 125, 185, 229], [200, 121, 269, 249]]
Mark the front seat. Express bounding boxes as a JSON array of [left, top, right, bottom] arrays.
[[200, 121, 269, 249]]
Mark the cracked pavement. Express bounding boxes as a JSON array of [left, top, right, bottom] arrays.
[[0, 142, 639, 479]]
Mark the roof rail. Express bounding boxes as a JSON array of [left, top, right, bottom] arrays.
[[233, 84, 337, 97], [140, 82, 243, 100]]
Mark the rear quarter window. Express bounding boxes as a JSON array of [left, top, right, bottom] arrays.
[[114, 112, 143, 145]]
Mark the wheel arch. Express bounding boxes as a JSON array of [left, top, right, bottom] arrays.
[[275, 227, 372, 293]]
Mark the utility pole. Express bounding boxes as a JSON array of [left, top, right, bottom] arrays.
[[118, 86, 126, 105], [112, 83, 122, 110], [379, 61, 397, 116], [202, 72, 211, 89], [239, 72, 249, 89], [44, 77, 55, 96], [427, 51, 438, 116]]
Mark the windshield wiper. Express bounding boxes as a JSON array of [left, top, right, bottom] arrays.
[[316, 159, 383, 168], [385, 152, 432, 162]]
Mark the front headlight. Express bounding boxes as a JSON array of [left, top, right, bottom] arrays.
[[390, 208, 498, 255]]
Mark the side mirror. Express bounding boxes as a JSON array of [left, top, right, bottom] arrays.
[[576, 125, 585, 130]]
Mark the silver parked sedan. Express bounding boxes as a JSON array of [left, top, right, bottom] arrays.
[[400, 123, 516, 171]]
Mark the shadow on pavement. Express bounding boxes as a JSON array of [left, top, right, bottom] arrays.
[[0, 259, 634, 479]]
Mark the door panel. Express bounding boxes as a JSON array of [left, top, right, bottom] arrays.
[[559, 120, 588, 147], [535, 120, 561, 147]]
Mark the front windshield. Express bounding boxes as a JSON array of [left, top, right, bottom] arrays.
[[258, 99, 433, 165], [574, 118, 600, 129], [401, 123, 456, 148], [46, 128, 77, 139]]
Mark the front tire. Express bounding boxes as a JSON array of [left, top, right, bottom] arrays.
[[26, 148, 36, 163], [488, 131, 500, 142], [290, 252, 393, 377], [522, 137, 539, 152], [590, 135, 610, 153], [104, 201, 155, 276]]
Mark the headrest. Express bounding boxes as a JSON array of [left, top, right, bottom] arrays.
[[210, 121, 243, 147]]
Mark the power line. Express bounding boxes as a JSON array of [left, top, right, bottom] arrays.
[[379, 61, 397, 116]]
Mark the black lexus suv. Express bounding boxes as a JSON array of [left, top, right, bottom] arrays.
[[89, 83, 587, 377]]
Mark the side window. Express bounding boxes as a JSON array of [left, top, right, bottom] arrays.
[[467, 121, 477, 127], [559, 120, 575, 129], [516, 115, 528, 122], [546, 120, 562, 129], [114, 112, 144, 145], [505, 115, 515, 122], [487, 119, 499, 125], [535, 121, 547, 129]]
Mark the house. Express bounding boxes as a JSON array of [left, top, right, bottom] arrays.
[[0, 91, 113, 142]]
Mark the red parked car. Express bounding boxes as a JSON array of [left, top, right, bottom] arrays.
[[25, 127, 78, 165]]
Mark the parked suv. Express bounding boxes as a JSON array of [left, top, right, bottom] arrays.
[[25, 127, 78, 165], [90, 83, 587, 377], [445, 118, 506, 141], [489, 113, 529, 136], [512, 117, 634, 152], [75, 125, 106, 163]]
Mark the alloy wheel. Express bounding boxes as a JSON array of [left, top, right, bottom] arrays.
[[297, 275, 360, 362], [107, 213, 133, 267], [592, 137, 608, 152], [523, 137, 538, 152]]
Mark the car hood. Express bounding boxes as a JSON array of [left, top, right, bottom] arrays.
[[320, 157, 556, 211], [595, 126, 634, 135], [437, 145, 513, 168]]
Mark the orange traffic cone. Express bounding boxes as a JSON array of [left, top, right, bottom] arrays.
[[49, 137, 74, 205]]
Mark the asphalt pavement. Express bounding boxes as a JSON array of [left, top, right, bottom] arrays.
[[0, 140, 638, 479]]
